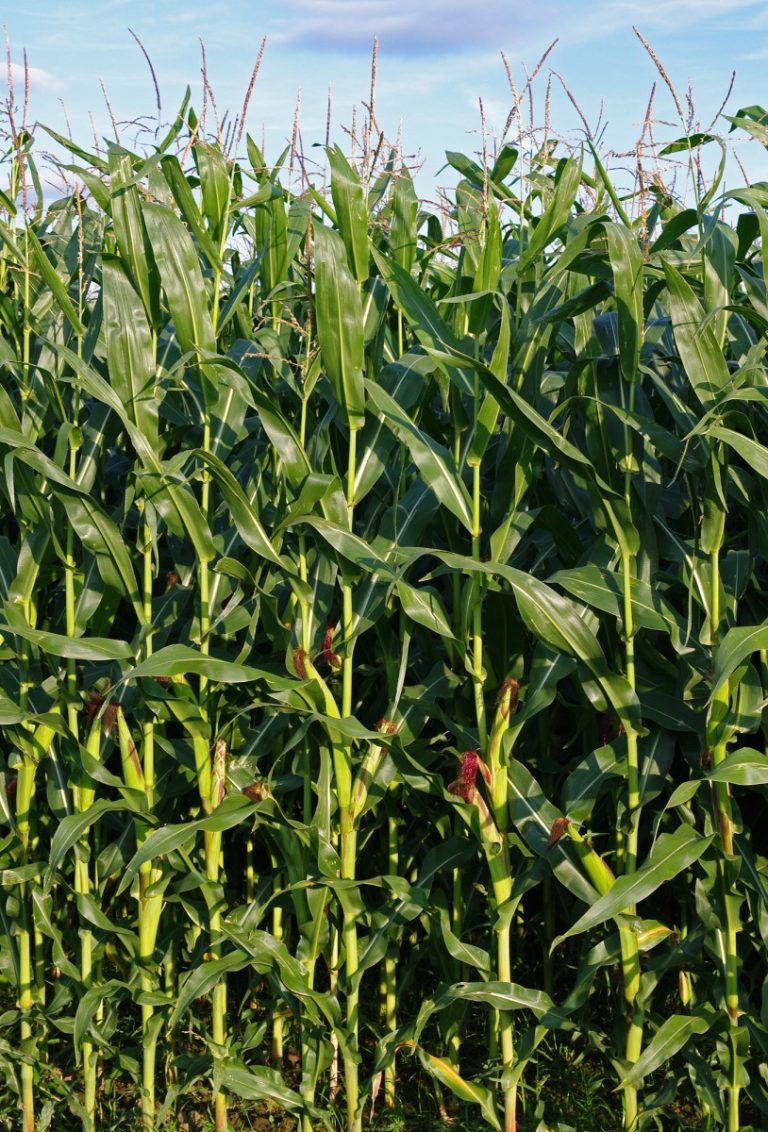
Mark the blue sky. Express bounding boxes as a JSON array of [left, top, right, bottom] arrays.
[[3, 1, 768, 201]]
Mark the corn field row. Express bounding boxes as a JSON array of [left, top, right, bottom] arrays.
[[3, 82, 768, 1132]]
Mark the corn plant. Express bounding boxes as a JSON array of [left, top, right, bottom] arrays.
[[4, 62, 768, 1132]]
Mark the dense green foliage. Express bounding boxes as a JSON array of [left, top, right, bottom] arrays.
[[3, 81, 768, 1132]]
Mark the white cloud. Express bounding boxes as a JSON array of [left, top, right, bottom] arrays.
[[273, 0, 766, 55], [554, 0, 765, 42], [3, 61, 60, 92], [274, 0, 547, 55], [167, 4, 230, 24]]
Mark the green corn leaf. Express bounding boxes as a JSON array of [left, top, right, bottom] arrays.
[[101, 255, 160, 449], [159, 154, 223, 270], [26, 227, 86, 335], [468, 300, 510, 466], [40, 125, 108, 170], [312, 220, 366, 429], [709, 425, 768, 481], [212, 1060, 308, 1115], [662, 260, 731, 406], [618, 1011, 714, 1089], [255, 187, 289, 295], [249, 385, 311, 486], [115, 644, 295, 689], [215, 257, 262, 332], [553, 826, 713, 946], [424, 344, 619, 498], [603, 221, 643, 382], [0, 604, 132, 661], [366, 382, 474, 531], [563, 744, 625, 824], [193, 141, 230, 243], [116, 794, 259, 896], [143, 201, 216, 356], [327, 144, 369, 283], [412, 1044, 501, 1130], [388, 165, 418, 272], [507, 760, 600, 906], [517, 156, 583, 275], [549, 565, 673, 634], [433, 551, 640, 729], [707, 748, 768, 786], [74, 980, 129, 1051], [0, 428, 145, 621], [442, 980, 564, 1023], [168, 952, 252, 1030], [108, 149, 160, 324], [46, 801, 133, 887], [194, 449, 292, 571], [395, 580, 455, 638], [711, 618, 768, 695], [43, 346, 215, 564], [371, 246, 474, 396]]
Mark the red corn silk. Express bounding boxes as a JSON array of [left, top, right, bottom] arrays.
[[448, 750, 480, 803], [84, 692, 104, 725], [321, 622, 342, 671], [243, 781, 270, 803], [497, 677, 520, 720], [164, 571, 180, 592], [547, 816, 571, 850]]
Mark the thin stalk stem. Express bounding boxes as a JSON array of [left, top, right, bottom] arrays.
[[206, 828, 228, 1132], [709, 540, 741, 1130], [271, 860, 285, 1065], [383, 814, 398, 1108], [340, 424, 361, 1132], [19, 895, 34, 1132], [616, 364, 643, 1128], [487, 681, 518, 1131], [134, 503, 162, 1132], [471, 460, 487, 749], [328, 923, 340, 1102], [197, 402, 227, 1130], [66, 436, 97, 1129], [447, 859, 463, 1069], [16, 586, 36, 1132], [622, 551, 640, 882]]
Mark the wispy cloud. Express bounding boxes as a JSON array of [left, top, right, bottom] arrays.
[[167, 4, 230, 25], [2, 61, 60, 92], [273, 0, 766, 56], [274, 0, 547, 55]]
